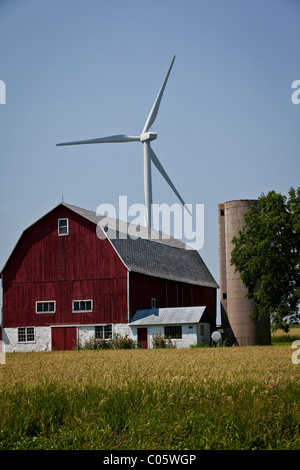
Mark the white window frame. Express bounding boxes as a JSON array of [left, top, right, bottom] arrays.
[[18, 327, 35, 343], [58, 218, 69, 236], [151, 297, 156, 309], [72, 300, 93, 313], [95, 324, 113, 339], [36, 301, 56, 314]]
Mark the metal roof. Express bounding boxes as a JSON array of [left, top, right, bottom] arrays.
[[129, 306, 207, 326]]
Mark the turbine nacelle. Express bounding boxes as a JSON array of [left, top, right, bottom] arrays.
[[139, 132, 157, 143]]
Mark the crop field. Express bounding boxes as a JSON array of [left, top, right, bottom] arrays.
[[0, 334, 299, 450]]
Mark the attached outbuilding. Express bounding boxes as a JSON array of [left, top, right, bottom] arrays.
[[130, 306, 211, 348]]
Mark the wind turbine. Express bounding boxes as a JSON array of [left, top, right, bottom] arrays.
[[57, 55, 190, 228]]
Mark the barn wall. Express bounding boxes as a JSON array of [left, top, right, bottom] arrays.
[[2, 206, 128, 328], [3, 278, 128, 327], [3, 327, 51, 352], [130, 323, 210, 349], [129, 272, 216, 327], [78, 323, 132, 346], [3, 323, 133, 352], [3, 206, 128, 285]]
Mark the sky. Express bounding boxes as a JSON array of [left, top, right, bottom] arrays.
[[0, 0, 299, 316]]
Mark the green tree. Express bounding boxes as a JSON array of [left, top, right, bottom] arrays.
[[231, 187, 300, 331]]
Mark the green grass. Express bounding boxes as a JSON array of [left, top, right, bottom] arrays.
[[0, 381, 298, 450]]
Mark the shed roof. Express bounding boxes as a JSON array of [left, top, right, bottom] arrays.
[[129, 306, 207, 326]]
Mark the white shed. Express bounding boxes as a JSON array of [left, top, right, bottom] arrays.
[[129, 306, 211, 348]]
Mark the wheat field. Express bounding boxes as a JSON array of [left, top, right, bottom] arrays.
[[0, 343, 299, 450]]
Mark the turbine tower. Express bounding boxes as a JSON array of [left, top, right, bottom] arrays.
[[57, 55, 189, 228]]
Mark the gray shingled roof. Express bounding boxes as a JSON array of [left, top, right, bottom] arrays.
[[129, 306, 207, 326], [63, 203, 218, 288]]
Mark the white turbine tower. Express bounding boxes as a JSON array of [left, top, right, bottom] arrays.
[[57, 55, 190, 228]]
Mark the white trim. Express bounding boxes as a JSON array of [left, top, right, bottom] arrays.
[[17, 326, 35, 343], [36, 300, 56, 314], [95, 324, 113, 339], [50, 323, 111, 328], [58, 217, 69, 236], [127, 270, 130, 322], [72, 299, 93, 313]]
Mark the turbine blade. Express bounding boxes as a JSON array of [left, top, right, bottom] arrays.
[[149, 146, 192, 216], [142, 55, 175, 134], [56, 134, 140, 146]]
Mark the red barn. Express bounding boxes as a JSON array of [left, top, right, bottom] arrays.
[[0, 203, 218, 350]]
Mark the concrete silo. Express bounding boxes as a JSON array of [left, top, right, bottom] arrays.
[[218, 200, 271, 346]]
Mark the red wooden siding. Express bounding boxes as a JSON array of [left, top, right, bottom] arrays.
[[2, 204, 217, 333], [3, 206, 127, 285], [129, 272, 216, 327], [3, 278, 128, 327], [2, 206, 128, 328]]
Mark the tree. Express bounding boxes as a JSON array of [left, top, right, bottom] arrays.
[[231, 187, 300, 331]]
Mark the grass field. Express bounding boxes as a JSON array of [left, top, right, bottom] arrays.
[[0, 332, 299, 450], [271, 326, 300, 346]]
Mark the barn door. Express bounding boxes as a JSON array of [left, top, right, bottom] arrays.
[[51, 327, 77, 351], [137, 328, 148, 349]]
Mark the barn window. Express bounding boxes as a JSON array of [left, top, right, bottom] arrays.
[[164, 325, 182, 339], [58, 218, 69, 236], [151, 298, 156, 309], [95, 324, 112, 339], [18, 327, 35, 343], [36, 301, 56, 313], [200, 324, 205, 336], [72, 300, 93, 313]]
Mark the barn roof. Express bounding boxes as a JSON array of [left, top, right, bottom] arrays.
[[129, 306, 207, 326], [62, 203, 218, 289], [1, 202, 218, 289]]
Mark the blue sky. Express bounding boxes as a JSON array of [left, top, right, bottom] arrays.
[[0, 0, 299, 301]]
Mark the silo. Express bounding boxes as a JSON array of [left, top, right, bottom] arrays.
[[218, 200, 271, 346]]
